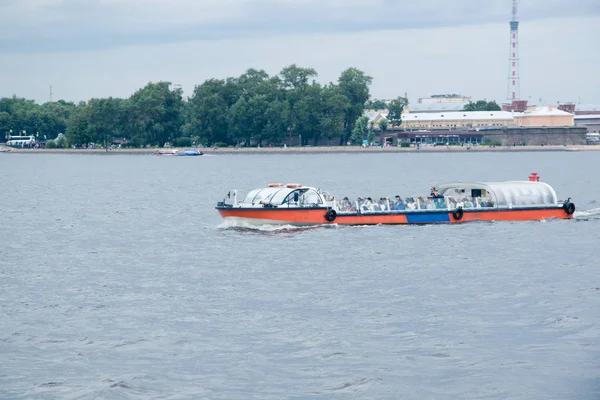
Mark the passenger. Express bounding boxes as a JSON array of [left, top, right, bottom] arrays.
[[372, 200, 381, 212], [406, 197, 416, 210], [393, 195, 405, 210], [430, 186, 443, 199], [426, 199, 436, 209], [455, 198, 464, 209], [338, 197, 351, 211], [362, 197, 374, 212]]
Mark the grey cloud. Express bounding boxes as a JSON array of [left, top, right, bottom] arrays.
[[1, 0, 599, 53]]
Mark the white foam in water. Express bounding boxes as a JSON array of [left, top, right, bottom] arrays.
[[217, 218, 323, 232], [574, 207, 600, 219]]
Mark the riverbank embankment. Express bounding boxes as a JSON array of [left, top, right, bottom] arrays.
[[1, 144, 599, 155]]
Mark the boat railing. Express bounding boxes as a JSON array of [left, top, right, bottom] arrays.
[[333, 195, 498, 214]]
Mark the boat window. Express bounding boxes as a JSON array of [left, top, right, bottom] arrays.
[[471, 189, 482, 197], [243, 189, 261, 203], [269, 188, 295, 205], [301, 189, 323, 206], [282, 189, 307, 205], [247, 187, 282, 204]]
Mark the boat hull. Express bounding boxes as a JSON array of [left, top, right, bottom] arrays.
[[217, 206, 573, 226]]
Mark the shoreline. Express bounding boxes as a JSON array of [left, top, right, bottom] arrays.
[[1, 144, 599, 155]]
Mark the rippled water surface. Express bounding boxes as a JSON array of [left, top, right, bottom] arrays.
[[1, 151, 599, 399]]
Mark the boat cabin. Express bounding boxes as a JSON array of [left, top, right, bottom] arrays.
[[239, 183, 329, 207], [435, 181, 559, 208]]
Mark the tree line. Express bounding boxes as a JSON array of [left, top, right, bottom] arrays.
[[0, 65, 408, 148]]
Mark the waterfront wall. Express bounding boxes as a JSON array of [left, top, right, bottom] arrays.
[[481, 127, 588, 146]]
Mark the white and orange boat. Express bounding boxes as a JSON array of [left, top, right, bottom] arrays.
[[216, 174, 575, 226]]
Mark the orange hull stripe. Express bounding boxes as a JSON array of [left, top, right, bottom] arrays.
[[454, 209, 572, 222], [218, 208, 571, 225]]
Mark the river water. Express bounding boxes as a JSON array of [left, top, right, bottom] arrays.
[[1, 151, 599, 399]]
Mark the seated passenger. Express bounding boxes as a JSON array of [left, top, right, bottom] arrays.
[[383, 197, 392, 211], [393, 195, 405, 210], [482, 198, 495, 207], [338, 197, 352, 211], [356, 197, 364, 209], [455, 198, 465, 209]]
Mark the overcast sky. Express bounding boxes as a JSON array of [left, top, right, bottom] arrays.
[[1, 0, 599, 105]]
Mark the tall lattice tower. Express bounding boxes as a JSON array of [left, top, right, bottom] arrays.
[[507, 0, 520, 101]]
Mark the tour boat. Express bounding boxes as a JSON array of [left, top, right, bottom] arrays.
[[153, 149, 203, 156], [215, 173, 575, 226]]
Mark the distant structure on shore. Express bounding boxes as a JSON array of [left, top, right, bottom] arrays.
[[507, 0, 521, 103], [417, 94, 471, 104], [406, 94, 471, 113]]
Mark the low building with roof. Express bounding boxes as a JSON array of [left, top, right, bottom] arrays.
[[560, 103, 600, 115], [400, 110, 515, 130], [574, 114, 600, 133], [399, 106, 574, 130], [515, 106, 574, 127]]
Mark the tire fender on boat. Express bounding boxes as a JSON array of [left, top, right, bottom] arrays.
[[563, 201, 575, 215], [452, 207, 464, 221], [325, 209, 337, 222]]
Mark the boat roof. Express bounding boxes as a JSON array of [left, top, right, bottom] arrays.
[[435, 181, 553, 192], [435, 181, 559, 206]]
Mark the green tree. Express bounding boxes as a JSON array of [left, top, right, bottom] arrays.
[[319, 84, 349, 145], [367, 122, 375, 144], [262, 100, 290, 145], [40, 100, 76, 139], [294, 82, 324, 145], [338, 68, 373, 145], [379, 118, 388, 132], [365, 99, 388, 110], [88, 98, 126, 149], [463, 100, 501, 111], [188, 81, 230, 145], [279, 64, 317, 91], [126, 82, 184, 146], [279, 64, 318, 144], [65, 102, 92, 145], [350, 115, 370, 144], [387, 96, 407, 127]]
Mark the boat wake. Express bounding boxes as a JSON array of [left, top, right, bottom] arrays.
[[573, 207, 600, 221], [217, 219, 332, 234]]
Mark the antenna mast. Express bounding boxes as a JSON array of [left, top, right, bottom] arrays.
[[507, 0, 520, 101]]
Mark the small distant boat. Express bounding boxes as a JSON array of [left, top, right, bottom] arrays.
[[216, 173, 576, 226], [177, 149, 203, 156], [153, 149, 179, 155], [153, 148, 203, 156]]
